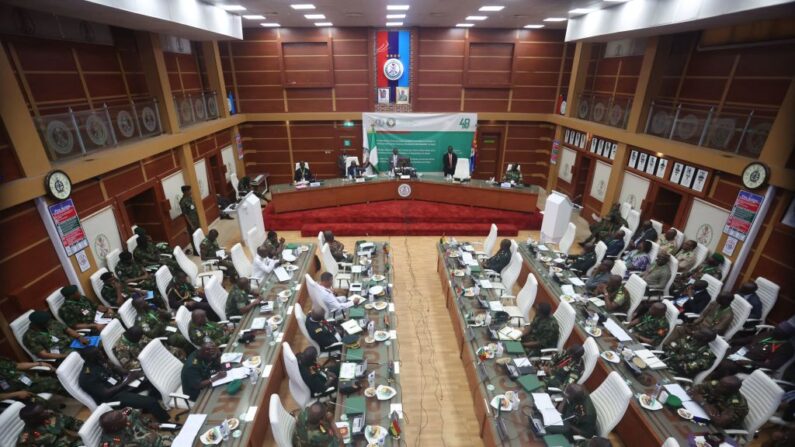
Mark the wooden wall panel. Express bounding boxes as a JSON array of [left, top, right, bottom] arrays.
[[583, 43, 643, 100], [0, 121, 23, 185]]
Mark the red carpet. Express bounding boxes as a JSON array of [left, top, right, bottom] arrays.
[[263, 200, 542, 237]]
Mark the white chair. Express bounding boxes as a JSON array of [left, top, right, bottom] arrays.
[[586, 241, 607, 277], [117, 299, 136, 328], [626, 209, 640, 235], [589, 371, 632, 437], [230, 243, 256, 286], [723, 370, 785, 443], [317, 231, 325, 251], [126, 235, 138, 255], [78, 403, 114, 447], [344, 156, 359, 173], [557, 223, 577, 255], [246, 227, 260, 259], [720, 257, 732, 282], [619, 202, 631, 220], [610, 260, 627, 278], [674, 336, 729, 385], [46, 289, 66, 324], [649, 220, 663, 238], [173, 246, 222, 288], [56, 352, 98, 410], [155, 266, 173, 312], [320, 243, 351, 288], [752, 277, 779, 323], [192, 229, 205, 258], [500, 252, 523, 292], [0, 402, 25, 447], [613, 274, 647, 323], [100, 319, 125, 368], [453, 158, 471, 181], [724, 295, 753, 340], [283, 342, 312, 407], [541, 301, 575, 355], [11, 310, 46, 361], [269, 394, 297, 447], [305, 274, 330, 318], [90, 268, 108, 304], [691, 243, 709, 272], [702, 273, 723, 302], [661, 438, 680, 447], [139, 338, 192, 411], [482, 224, 498, 256], [230, 172, 240, 197], [294, 304, 338, 358], [616, 226, 633, 258], [503, 273, 538, 324], [106, 248, 121, 273], [204, 276, 230, 322], [647, 240, 660, 265], [673, 228, 685, 250], [175, 306, 197, 348], [579, 337, 599, 385], [659, 299, 680, 348], [510, 239, 518, 255]]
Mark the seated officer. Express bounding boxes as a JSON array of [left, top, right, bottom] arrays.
[[78, 347, 170, 422], [100, 271, 145, 307], [115, 251, 158, 294], [99, 406, 174, 447], [24, 310, 87, 361], [537, 344, 585, 389], [297, 346, 340, 398], [293, 402, 339, 447], [294, 161, 314, 183], [667, 328, 717, 379], [134, 234, 178, 273], [690, 376, 748, 428], [568, 243, 596, 275], [323, 231, 350, 262], [133, 227, 172, 255], [676, 279, 711, 315], [199, 229, 237, 279], [483, 239, 512, 273], [584, 260, 614, 293], [132, 298, 191, 354], [114, 326, 186, 371], [59, 284, 111, 332], [546, 384, 598, 440], [182, 342, 225, 401], [225, 277, 263, 318], [188, 309, 231, 347], [261, 230, 286, 255], [598, 275, 628, 313], [17, 403, 82, 447], [166, 271, 217, 319], [668, 293, 735, 343], [627, 302, 670, 346], [504, 164, 523, 183], [306, 308, 343, 353], [0, 356, 64, 401], [347, 159, 363, 178], [521, 302, 558, 356]]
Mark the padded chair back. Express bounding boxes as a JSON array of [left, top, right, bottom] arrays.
[[691, 243, 708, 272], [175, 306, 197, 348], [155, 266, 173, 312], [661, 255, 678, 296], [56, 352, 98, 410], [269, 394, 296, 447], [558, 223, 577, 255], [230, 172, 239, 196], [650, 220, 663, 238], [580, 337, 599, 385], [660, 299, 680, 348], [619, 202, 631, 220], [295, 162, 309, 170], [647, 240, 660, 264], [725, 295, 752, 340], [174, 246, 199, 285], [320, 243, 339, 277], [295, 304, 321, 353], [283, 342, 312, 407], [192, 229, 205, 258], [139, 338, 185, 409], [516, 273, 538, 319], [673, 229, 685, 250], [11, 310, 39, 360], [106, 248, 121, 273], [344, 156, 359, 172], [720, 258, 732, 283], [78, 403, 113, 447], [754, 277, 779, 322], [693, 336, 729, 384], [126, 235, 138, 255], [553, 301, 576, 352], [100, 319, 125, 368], [702, 274, 723, 302], [305, 274, 329, 317], [610, 260, 627, 278], [500, 252, 523, 292], [590, 371, 632, 437], [453, 158, 471, 180], [246, 227, 260, 259], [205, 276, 229, 322], [117, 299, 136, 328], [46, 289, 66, 324], [624, 274, 647, 323], [510, 239, 518, 255], [587, 241, 607, 277], [317, 232, 325, 251], [90, 268, 107, 303], [626, 209, 640, 234], [483, 224, 498, 255], [231, 243, 253, 278], [661, 437, 680, 447], [0, 402, 25, 447], [739, 370, 785, 437], [616, 226, 633, 258]]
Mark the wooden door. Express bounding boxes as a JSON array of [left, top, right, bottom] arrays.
[[473, 132, 501, 179]]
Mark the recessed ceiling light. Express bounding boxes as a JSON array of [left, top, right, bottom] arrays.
[[386, 21, 404, 26], [466, 16, 487, 20], [242, 15, 265, 20], [260, 22, 281, 27], [304, 14, 325, 19], [569, 8, 595, 15], [315, 22, 333, 27], [524, 24, 544, 29], [386, 14, 406, 19], [290, 4, 315, 9], [218, 4, 246, 11], [456, 23, 475, 27], [479, 6, 505, 12], [544, 17, 567, 22], [387, 5, 410, 11]]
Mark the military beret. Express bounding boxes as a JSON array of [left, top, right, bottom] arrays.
[[711, 253, 725, 264], [119, 251, 133, 261], [134, 227, 147, 236], [61, 285, 78, 296], [29, 310, 51, 325], [100, 272, 114, 281]]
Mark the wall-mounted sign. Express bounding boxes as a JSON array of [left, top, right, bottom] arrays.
[[724, 190, 764, 241], [550, 140, 560, 165], [48, 199, 89, 256]]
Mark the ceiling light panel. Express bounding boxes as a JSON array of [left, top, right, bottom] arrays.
[[456, 23, 474, 27], [242, 15, 265, 20], [524, 24, 544, 29], [387, 5, 410, 11], [466, 16, 487, 21], [304, 14, 325, 19], [315, 22, 332, 26], [386, 21, 404, 26], [479, 6, 505, 12], [218, 4, 246, 11], [386, 14, 406, 19], [260, 23, 281, 27], [544, 17, 567, 22], [290, 4, 315, 9]]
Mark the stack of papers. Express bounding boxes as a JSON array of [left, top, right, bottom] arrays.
[[532, 393, 563, 426], [488, 301, 504, 312], [274, 267, 291, 282], [661, 384, 710, 420], [339, 362, 357, 380], [633, 349, 667, 369], [498, 326, 523, 341], [173, 414, 207, 447], [604, 319, 633, 342], [220, 353, 243, 363], [94, 311, 113, 325], [588, 297, 606, 307], [461, 252, 478, 266], [479, 279, 493, 289], [537, 245, 550, 251], [211, 367, 250, 387], [341, 320, 363, 335], [250, 317, 267, 330], [567, 277, 585, 287], [561, 285, 575, 296]]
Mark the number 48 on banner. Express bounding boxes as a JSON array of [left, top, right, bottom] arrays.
[[459, 118, 471, 129]]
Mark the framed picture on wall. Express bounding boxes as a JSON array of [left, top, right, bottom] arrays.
[[580, 133, 587, 149], [609, 143, 618, 160], [680, 165, 696, 188], [378, 88, 390, 104], [628, 150, 638, 169], [590, 138, 598, 153], [565, 129, 571, 145], [656, 158, 668, 178], [602, 141, 611, 158], [670, 162, 684, 183], [637, 152, 648, 171], [692, 169, 709, 192], [645, 155, 658, 175], [596, 139, 605, 156], [576, 132, 583, 148]]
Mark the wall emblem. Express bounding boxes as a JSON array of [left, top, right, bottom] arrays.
[[383, 58, 404, 81], [141, 106, 158, 132], [696, 224, 713, 246], [85, 114, 109, 146], [397, 183, 412, 198], [116, 110, 135, 138], [94, 234, 111, 261], [45, 120, 75, 155]]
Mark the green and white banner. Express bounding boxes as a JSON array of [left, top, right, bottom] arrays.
[[362, 113, 477, 173]]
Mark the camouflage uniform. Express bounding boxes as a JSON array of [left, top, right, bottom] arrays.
[[188, 320, 229, 347], [632, 314, 669, 346], [504, 169, 523, 183], [134, 243, 178, 273], [59, 295, 98, 327], [292, 407, 340, 447], [522, 315, 559, 356], [540, 351, 584, 388], [691, 380, 749, 427], [547, 394, 598, 439], [200, 237, 237, 278], [17, 413, 82, 447], [225, 285, 251, 317], [328, 240, 349, 262], [135, 310, 190, 354], [101, 282, 132, 307], [658, 238, 678, 257], [607, 287, 629, 313], [667, 335, 716, 378], [166, 279, 197, 310], [179, 195, 199, 230], [670, 263, 722, 296], [0, 357, 63, 395], [261, 238, 282, 254], [23, 320, 73, 358], [115, 259, 158, 294], [99, 407, 173, 447], [483, 248, 511, 273]]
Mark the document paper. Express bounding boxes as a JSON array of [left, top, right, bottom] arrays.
[[173, 414, 207, 447]]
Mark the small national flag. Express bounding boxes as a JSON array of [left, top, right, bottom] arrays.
[[367, 125, 379, 173], [389, 410, 401, 438], [469, 129, 478, 174]]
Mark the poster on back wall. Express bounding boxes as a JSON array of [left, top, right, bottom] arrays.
[[376, 30, 411, 104]]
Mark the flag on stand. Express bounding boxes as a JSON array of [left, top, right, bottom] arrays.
[[469, 129, 478, 174], [367, 126, 379, 173]]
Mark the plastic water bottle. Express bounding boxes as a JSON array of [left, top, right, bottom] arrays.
[[484, 313, 492, 326], [653, 382, 662, 399], [265, 323, 273, 340], [367, 320, 375, 339], [617, 341, 624, 353], [249, 367, 257, 385], [495, 342, 504, 356], [220, 419, 230, 441]]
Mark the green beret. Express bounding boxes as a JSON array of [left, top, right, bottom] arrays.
[[29, 311, 51, 325], [134, 227, 146, 236], [711, 253, 725, 264], [61, 285, 78, 296]]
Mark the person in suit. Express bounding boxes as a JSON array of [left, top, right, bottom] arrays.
[[388, 148, 400, 173], [442, 146, 457, 176], [627, 221, 658, 251], [346, 159, 363, 178], [294, 161, 313, 182], [604, 230, 626, 258], [676, 279, 712, 315], [737, 281, 763, 320]]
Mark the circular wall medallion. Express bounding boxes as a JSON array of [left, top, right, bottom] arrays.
[[559, 100, 567, 115], [710, 118, 736, 149], [608, 104, 623, 126], [744, 122, 772, 155], [95, 234, 111, 260], [85, 114, 109, 146], [207, 96, 218, 117], [596, 180, 606, 198], [741, 162, 769, 190], [650, 110, 671, 136], [676, 114, 699, 140], [141, 106, 158, 132], [592, 101, 607, 122], [577, 101, 590, 119], [116, 110, 135, 138], [180, 99, 192, 122], [383, 58, 404, 81], [45, 120, 75, 155], [193, 98, 206, 119], [397, 183, 412, 198], [696, 224, 713, 246]]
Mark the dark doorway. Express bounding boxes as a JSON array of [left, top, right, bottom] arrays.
[[648, 186, 683, 227], [207, 153, 230, 200], [573, 156, 592, 204], [474, 132, 501, 179], [124, 187, 168, 243]]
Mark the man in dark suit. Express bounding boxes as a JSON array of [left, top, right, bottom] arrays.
[[294, 161, 313, 182], [627, 220, 658, 251], [388, 148, 400, 173], [442, 146, 458, 176], [604, 230, 626, 258]]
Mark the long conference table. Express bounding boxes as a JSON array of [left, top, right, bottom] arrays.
[[438, 240, 722, 447], [269, 174, 541, 213]]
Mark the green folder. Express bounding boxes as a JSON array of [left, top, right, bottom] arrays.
[[348, 308, 365, 319], [469, 265, 482, 274], [504, 341, 524, 355], [345, 348, 364, 362], [543, 434, 571, 447], [286, 243, 299, 249], [517, 374, 545, 393], [343, 396, 366, 415]]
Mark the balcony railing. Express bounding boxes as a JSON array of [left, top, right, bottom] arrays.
[[173, 91, 220, 128], [576, 93, 633, 129], [644, 100, 774, 157], [35, 99, 163, 162]]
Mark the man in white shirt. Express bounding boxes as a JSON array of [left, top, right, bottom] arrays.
[[252, 246, 278, 282], [318, 272, 360, 316]]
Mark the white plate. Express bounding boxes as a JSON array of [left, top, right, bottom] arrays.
[[268, 315, 283, 326], [243, 356, 261, 368], [600, 351, 620, 363], [278, 289, 292, 299], [373, 301, 388, 311], [585, 327, 602, 337], [364, 425, 387, 443], [284, 264, 298, 272], [349, 294, 364, 302], [677, 408, 693, 420], [638, 394, 663, 411], [200, 428, 222, 445], [226, 418, 240, 430], [372, 274, 385, 282], [375, 385, 397, 401], [360, 259, 372, 266], [490, 395, 512, 412], [364, 387, 376, 398], [374, 330, 390, 342], [369, 286, 384, 296], [453, 270, 465, 277]]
